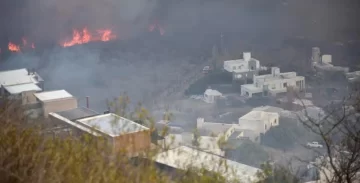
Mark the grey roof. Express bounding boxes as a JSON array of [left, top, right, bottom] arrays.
[[228, 131, 244, 140], [34, 90, 73, 101], [228, 129, 257, 141], [0, 68, 42, 87], [49, 113, 102, 137], [252, 105, 284, 113], [154, 146, 261, 183], [76, 113, 149, 137], [56, 107, 99, 121], [4, 83, 42, 94]]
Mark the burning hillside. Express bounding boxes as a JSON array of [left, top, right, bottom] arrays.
[[61, 28, 117, 47], [7, 38, 36, 53], [2, 22, 165, 55], [148, 21, 165, 36]]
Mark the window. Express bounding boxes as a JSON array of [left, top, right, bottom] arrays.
[[274, 119, 277, 125], [265, 124, 267, 130], [283, 83, 287, 88], [233, 66, 236, 70], [271, 84, 276, 89], [251, 66, 254, 70]]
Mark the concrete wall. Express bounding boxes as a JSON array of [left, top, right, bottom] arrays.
[[113, 130, 151, 155], [42, 98, 78, 118], [224, 60, 249, 72], [233, 70, 258, 81], [21, 91, 38, 105]]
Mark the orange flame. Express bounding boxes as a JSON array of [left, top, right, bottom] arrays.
[[62, 28, 117, 47], [159, 26, 165, 36], [6, 37, 35, 53], [8, 42, 21, 52], [148, 24, 156, 32], [148, 22, 165, 35], [97, 30, 117, 41]]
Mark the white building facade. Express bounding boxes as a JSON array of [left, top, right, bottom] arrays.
[[241, 67, 305, 97], [196, 109, 279, 144], [0, 68, 44, 104], [203, 89, 222, 103], [223, 52, 262, 81]]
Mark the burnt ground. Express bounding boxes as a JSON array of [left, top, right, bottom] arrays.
[[1, 33, 359, 114], [1, 0, 360, 114]]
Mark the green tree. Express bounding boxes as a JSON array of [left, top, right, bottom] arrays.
[[257, 162, 299, 183], [0, 99, 236, 183], [211, 45, 220, 70], [192, 128, 201, 148]]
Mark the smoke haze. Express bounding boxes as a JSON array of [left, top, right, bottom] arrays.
[[1, 0, 360, 112]]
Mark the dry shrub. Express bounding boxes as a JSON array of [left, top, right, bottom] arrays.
[[0, 99, 235, 183]]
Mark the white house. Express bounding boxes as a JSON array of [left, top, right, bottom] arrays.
[[311, 47, 349, 74], [0, 68, 44, 104], [203, 89, 222, 103], [34, 90, 78, 117], [241, 67, 305, 97], [238, 110, 279, 135], [223, 52, 262, 81], [196, 109, 279, 144], [154, 146, 262, 183]]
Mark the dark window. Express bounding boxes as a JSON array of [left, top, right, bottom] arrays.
[[283, 83, 287, 88]]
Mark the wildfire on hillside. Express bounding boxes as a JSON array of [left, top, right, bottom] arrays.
[[7, 38, 35, 53], [148, 21, 165, 36], [8, 42, 21, 52], [3, 23, 166, 54], [61, 28, 117, 47]]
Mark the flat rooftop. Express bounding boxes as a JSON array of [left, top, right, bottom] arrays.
[[4, 83, 42, 94], [241, 84, 263, 93], [240, 110, 278, 121], [0, 68, 38, 86], [154, 146, 261, 183], [34, 90, 73, 102], [252, 105, 284, 113], [56, 107, 99, 121], [76, 113, 149, 137], [255, 72, 304, 81], [49, 113, 102, 136]]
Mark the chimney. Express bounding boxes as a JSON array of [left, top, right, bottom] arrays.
[[197, 118, 205, 128], [271, 67, 280, 77], [243, 52, 251, 62], [321, 55, 332, 64], [86, 96, 89, 108], [312, 47, 321, 63]]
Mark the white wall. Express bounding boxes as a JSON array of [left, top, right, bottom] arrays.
[[224, 60, 249, 72]]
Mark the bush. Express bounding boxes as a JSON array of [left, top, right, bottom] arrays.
[[0, 99, 238, 183]]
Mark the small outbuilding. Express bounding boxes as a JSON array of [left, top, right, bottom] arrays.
[[203, 89, 222, 103], [34, 90, 77, 117]]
